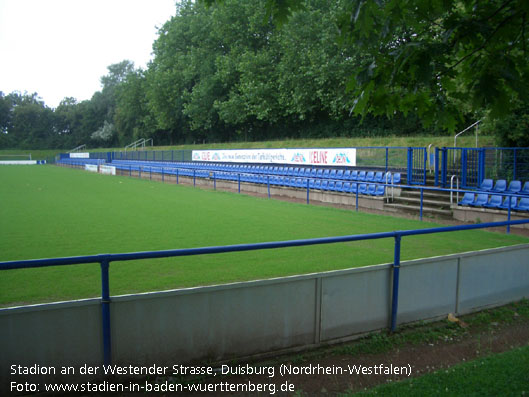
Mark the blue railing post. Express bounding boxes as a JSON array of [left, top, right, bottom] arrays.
[[355, 183, 359, 211], [441, 147, 448, 188], [390, 234, 402, 332], [385, 148, 389, 173], [306, 179, 310, 204], [434, 147, 439, 186], [238, 174, 241, 193], [100, 258, 112, 366], [461, 149, 468, 188], [407, 147, 413, 185], [213, 172, 216, 190], [478, 149, 485, 186], [420, 188, 424, 221], [508, 196, 512, 234], [193, 170, 196, 187]]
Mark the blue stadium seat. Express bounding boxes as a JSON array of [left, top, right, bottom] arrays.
[[366, 171, 375, 182], [342, 182, 351, 192], [498, 196, 517, 209], [374, 171, 384, 183], [313, 179, 321, 189], [514, 197, 529, 211], [336, 170, 344, 179], [329, 169, 337, 179], [483, 195, 502, 208], [393, 173, 401, 184], [492, 179, 507, 193], [522, 182, 529, 195], [326, 181, 336, 191], [506, 180, 522, 194], [321, 180, 329, 190], [316, 169, 323, 178], [469, 193, 489, 207], [384, 172, 392, 184], [479, 179, 493, 191], [357, 171, 366, 181], [343, 170, 351, 180], [458, 192, 475, 206], [351, 170, 358, 180], [366, 184, 377, 195], [358, 183, 368, 195], [323, 169, 330, 178], [334, 181, 343, 192], [372, 185, 385, 196]]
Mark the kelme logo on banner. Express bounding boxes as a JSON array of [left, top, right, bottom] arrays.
[[291, 153, 306, 163], [333, 153, 351, 164]]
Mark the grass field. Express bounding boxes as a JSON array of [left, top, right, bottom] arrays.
[[1, 165, 527, 307], [351, 344, 529, 396]]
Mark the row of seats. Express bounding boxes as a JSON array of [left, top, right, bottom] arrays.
[[108, 161, 391, 196], [227, 174, 386, 195], [111, 160, 401, 184], [458, 193, 529, 211], [58, 158, 106, 165], [478, 179, 529, 195]]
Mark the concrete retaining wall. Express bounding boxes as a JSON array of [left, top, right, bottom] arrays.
[[1, 244, 528, 389]]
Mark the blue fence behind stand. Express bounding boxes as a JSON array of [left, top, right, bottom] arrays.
[[436, 147, 529, 188]]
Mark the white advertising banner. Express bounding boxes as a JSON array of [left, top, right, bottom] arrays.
[[99, 165, 116, 175], [85, 164, 98, 173], [70, 152, 90, 158], [192, 148, 356, 167], [0, 160, 37, 165]]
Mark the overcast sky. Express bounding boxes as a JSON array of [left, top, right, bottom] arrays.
[[0, 0, 176, 108]]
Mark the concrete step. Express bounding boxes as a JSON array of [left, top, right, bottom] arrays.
[[393, 196, 452, 208], [400, 190, 452, 201], [385, 202, 453, 217]]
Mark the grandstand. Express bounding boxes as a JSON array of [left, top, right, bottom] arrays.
[[56, 146, 529, 229]]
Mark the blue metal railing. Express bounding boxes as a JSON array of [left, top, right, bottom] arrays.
[[2, 219, 529, 367]]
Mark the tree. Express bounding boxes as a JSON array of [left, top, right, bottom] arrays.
[[114, 68, 155, 144], [339, 0, 529, 131], [202, 0, 529, 132], [7, 93, 55, 148]]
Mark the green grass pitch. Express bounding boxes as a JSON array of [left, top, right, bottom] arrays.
[[1, 165, 527, 307]]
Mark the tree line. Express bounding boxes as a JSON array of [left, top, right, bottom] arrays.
[[1, 0, 527, 150]]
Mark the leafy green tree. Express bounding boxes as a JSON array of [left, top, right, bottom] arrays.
[[0, 92, 14, 148], [7, 93, 55, 148], [203, 0, 529, 133], [338, 0, 529, 131], [114, 68, 154, 145]]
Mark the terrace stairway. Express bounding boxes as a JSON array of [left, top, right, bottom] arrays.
[[385, 174, 454, 219]]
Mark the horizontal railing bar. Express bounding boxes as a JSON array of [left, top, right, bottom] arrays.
[[1, 219, 528, 271]]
